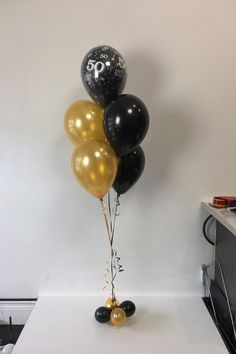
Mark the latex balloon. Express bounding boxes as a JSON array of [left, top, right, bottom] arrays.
[[81, 45, 127, 108], [105, 297, 120, 309], [64, 100, 106, 146], [120, 300, 136, 317], [110, 308, 126, 327], [104, 94, 149, 156], [113, 146, 145, 195], [71, 141, 118, 199], [95, 306, 111, 323]]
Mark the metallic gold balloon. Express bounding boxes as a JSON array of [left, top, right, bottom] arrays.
[[64, 100, 106, 146], [110, 308, 126, 327], [72, 141, 118, 199], [105, 297, 120, 309]]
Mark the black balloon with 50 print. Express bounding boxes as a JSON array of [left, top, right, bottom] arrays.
[[104, 94, 149, 156], [113, 146, 145, 195], [81, 45, 127, 108]]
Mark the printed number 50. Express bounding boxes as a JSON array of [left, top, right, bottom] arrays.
[[87, 59, 105, 78]]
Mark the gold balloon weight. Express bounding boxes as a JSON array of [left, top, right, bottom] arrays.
[[105, 297, 120, 309], [110, 308, 126, 327]]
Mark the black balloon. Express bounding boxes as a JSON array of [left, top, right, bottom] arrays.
[[113, 146, 145, 195], [120, 300, 136, 317], [94, 306, 112, 323], [104, 94, 149, 156], [81, 45, 127, 108]]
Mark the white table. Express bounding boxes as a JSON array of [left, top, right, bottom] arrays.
[[12, 295, 228, 354], [202, 201, 236, 236]]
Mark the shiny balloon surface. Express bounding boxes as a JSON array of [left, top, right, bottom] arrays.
[[110, 308, 126, 327], [81, 45, 127, 108], [95, 306, 112, 323], [64, 100, 105, 146], [120, 300, 136, 317], [105, 297, 120, 309], [71, 141, 118, 199], [104, 94, 149, 156], [113, 146, 145, 195]]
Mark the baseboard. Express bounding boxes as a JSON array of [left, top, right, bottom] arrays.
[[0, 300, 36, 325], [38, 290, 202, 297]]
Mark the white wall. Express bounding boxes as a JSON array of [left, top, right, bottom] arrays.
[[0, 0, 235, 298]]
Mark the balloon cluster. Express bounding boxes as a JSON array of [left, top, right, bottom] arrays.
[[64, 46, 149, 327], [95, 298, 136, 327], [64, 45, 149, 198]]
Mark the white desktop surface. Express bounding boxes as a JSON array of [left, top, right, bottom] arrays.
[[12, 295, 227, 354], [202, 202, 236, 236]]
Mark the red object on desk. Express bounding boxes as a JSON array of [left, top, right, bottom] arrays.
[[209, 196, 236, 208]]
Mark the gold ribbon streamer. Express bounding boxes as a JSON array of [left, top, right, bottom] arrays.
[[114, 249, 124, 273], [100, 194, 124, 299], [103, 260, 110, 291], [100, 198, 116, 300], [111, 194, 124, 274]]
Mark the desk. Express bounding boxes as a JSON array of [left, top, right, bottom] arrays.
[[202, 202, 236, 236], [12, 295, 227, 354]]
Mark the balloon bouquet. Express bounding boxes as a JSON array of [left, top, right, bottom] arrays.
[[64, 46, 149, 327]]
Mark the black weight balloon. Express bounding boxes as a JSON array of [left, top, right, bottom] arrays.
[[104, 94, 149, 156], [113, 146, 145, 195], [81, 45, 127, 108], [94, 306, 112, 323], [120, 300, 136, 317]]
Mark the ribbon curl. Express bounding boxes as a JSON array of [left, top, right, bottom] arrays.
[[100, 192, 124, 300]]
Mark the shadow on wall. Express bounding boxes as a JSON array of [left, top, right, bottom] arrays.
[[121, 51, 200, 285], [125, 50, 198, 202], [125, 51, 161, 103]]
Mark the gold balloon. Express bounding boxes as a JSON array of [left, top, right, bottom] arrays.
[[110, 308, 126, 327], [72, 141, 118, 199], [105, 297, 120, 309], [64, 100, 106, 146]]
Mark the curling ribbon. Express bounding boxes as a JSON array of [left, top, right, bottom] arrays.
[[100, 193, 124, 298], [100, 198, 116, 300], [103, 260, 110, 291], [111, 194, 124, 273], [114, 249, 124, 273]]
